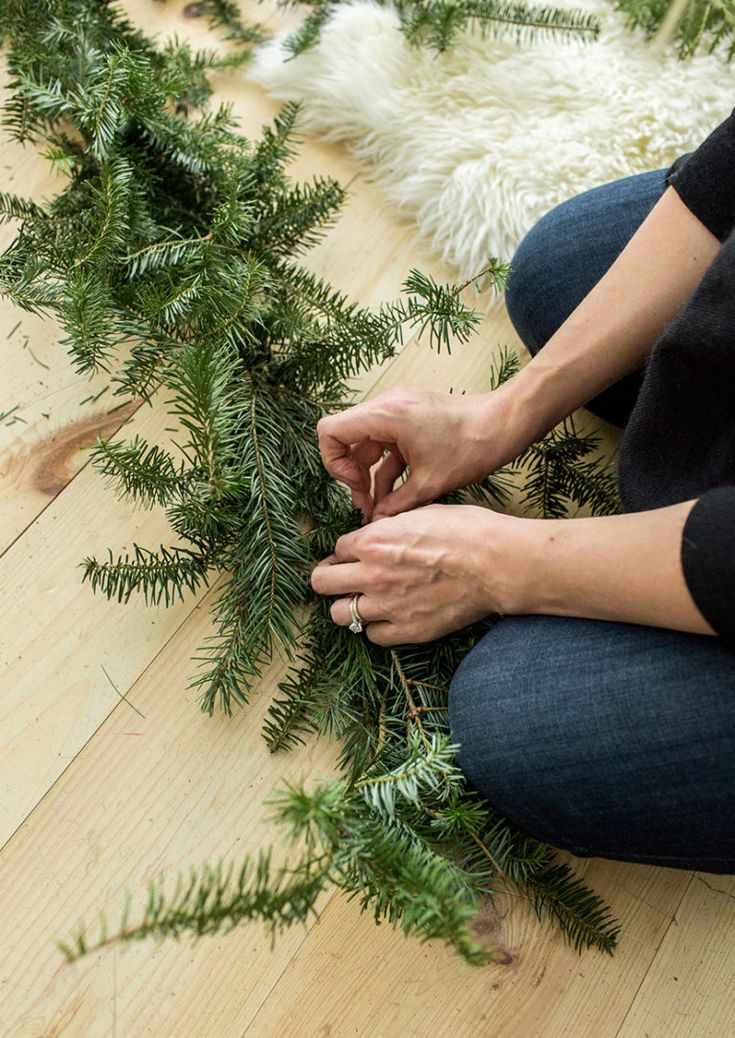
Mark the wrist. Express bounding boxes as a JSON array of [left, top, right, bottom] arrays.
[[472, 509, 553, 616], [488, 363, 561, 453]]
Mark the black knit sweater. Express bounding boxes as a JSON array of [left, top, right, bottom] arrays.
[[616, 107, 735, 643]]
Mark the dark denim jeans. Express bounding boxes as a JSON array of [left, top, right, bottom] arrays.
[[447, 170, 735, 873]]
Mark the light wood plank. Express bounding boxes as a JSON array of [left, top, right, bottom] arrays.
[[0, 394, 208, 846], [617, 872, 735, 1037], [0, 581, 342, 1038], [243, 856, 691, 1038]]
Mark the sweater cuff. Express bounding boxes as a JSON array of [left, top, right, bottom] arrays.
[[681, 487, 735, 644], [669, 108, 735, 242]]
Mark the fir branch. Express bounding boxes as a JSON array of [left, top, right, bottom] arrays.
[[519, 419, 620, 518], [354, 731, 464, 817], [81, 544, 211, 606], [57, 848, 331, 962], [125, 234, 208, 277], [0, 191, 45, 223], [379, 267, 484, 354], [57, 269, 121, 374], [396, 0, 600, 50], [197, 0, 269, 47], [254, 175, 346, 257], [91, 434, 192, 507], [519, 859, 622, 954]]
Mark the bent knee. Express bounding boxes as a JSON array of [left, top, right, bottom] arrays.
[[504, 231, 545, 356], [447, 617, 588, 847]]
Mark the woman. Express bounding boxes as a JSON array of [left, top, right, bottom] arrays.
[[309, 111, 735, 874]]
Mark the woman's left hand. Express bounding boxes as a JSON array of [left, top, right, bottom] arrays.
[[310, 503, 528, 645]]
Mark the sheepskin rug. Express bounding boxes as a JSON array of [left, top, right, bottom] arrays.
[[249, 0, 735, 278]]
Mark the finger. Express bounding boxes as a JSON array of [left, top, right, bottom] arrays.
[[373, 474, 434, 519], [330, 594, 381, 627], [314, 555, 338, 573], [352, 442, 396, 520], [364, 620, 402, 646], [351, 486, 374, 522], [351, 439, 387, 471], [311, 561, 365, 596], [318, 410, 384, 489], [344, 439, 387, 509], [332, 529, 362, 563], [373, 449, 407, 506]]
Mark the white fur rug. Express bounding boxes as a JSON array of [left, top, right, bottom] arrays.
[[249, 0, 735, 278]]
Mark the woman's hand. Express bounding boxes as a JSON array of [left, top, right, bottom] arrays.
[[316, 384, 532, 522], [310, 504, 527, 645], [311, 499, 716, 645]]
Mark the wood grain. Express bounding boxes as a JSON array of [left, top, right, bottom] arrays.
[[0, 582, 340, 1038]]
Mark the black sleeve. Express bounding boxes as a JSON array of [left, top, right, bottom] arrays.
[[681, 486, 735, 644], [667, 108, 735, 243]]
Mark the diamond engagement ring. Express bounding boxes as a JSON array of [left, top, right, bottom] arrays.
[[348, 594, 365, 634]]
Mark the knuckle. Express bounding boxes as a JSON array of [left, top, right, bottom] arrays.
[[379, 386, 416, 416], [357, 528, 383, 555], [334, 533, 351, 557], [316, 415, 331, 437]]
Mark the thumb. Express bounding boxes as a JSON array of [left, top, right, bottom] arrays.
[[372, 476, 431, 519]]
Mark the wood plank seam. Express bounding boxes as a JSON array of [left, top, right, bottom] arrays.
[[613, 874, 693, 1037]]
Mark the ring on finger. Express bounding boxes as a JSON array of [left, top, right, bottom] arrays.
[[348, 593, 366, 634]]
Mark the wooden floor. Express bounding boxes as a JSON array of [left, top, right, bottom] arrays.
[[1, 3, 734, 1035]]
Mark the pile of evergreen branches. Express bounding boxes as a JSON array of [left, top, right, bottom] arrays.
[[1, 0, 621, 965]]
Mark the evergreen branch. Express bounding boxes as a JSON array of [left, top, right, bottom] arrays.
[[163, 340, 246, 498], [0, 190, 45, 223], [354, 731, 464, 817], [91, 435, 192, 507], [57, 848, 331, 963], [379, 267, 484, 354], [616, 0, 735, 59], [81, 544, 211, 606], [488, 342, 521, 389], [57, 269, 121, 374], [197, 0, 269, 47], [282, 6, 334, 56], [396, 0, 600, 51], [279, 0, 600, 54], [1, 0, 622, 969], [73, 155, 133, 268], [254, 175, 346, 257], [125, 234, 208, 277], [191, 381, 311, 716], [519, 859, 622, 954], [518, 419, 620, 518], [249, 388, 281, 630]]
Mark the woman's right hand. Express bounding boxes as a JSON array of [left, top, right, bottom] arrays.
[[316, 383, 533, 521]]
